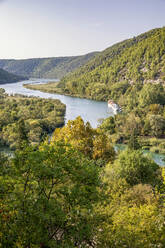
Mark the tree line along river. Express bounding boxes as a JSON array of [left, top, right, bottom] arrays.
[[0, 78, 164, 166]]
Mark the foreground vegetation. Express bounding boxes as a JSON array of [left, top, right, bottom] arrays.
[[0, 89, 65, 149], [1, 116, 165, 247]]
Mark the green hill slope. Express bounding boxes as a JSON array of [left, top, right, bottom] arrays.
[[58, 27, 165, 101], [0, 68, 27, 84], [0, 52, 98, 79]]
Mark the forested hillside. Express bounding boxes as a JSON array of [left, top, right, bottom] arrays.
[[24, 27, 165, 154], [0, 52, 98, 79], [0, 68, 27, 84], [58, 27, 165, 101]]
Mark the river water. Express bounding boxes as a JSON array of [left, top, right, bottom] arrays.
[[0, 78, 164, 166], [0, 78, 111, 128]]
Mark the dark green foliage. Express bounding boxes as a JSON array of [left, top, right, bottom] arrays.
[[0, 26, 165, 248], [128, 132, 141, 150], [113, 149, 159, 186], [0, 52, 98, 79], [0, 142, 101, 247], [0, 68, 27, 84], [139, 83, 165, 107], [0, 90, 66, 149], [0, 116, 164, 247], [16, 119, 29, 149], [99, 116, 116, 135], [56, 27, 165, 101]]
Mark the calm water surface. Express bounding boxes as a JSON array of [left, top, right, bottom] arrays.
[[0, 78, 112, 128], [1, 79, 164, 166], [115, 144, 165, 166]]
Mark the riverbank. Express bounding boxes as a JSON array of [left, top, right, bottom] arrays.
[[1, 79, 164, 165], [23, 81, 105, 101], [115, 144, 165, 166], [0, 79, 110, 128], [24, 81, 165, 158], [0, 90, 66, 149], [110, 133, 165, 154]]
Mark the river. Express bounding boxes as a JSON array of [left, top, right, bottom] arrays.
[[0, 78, 165, 166], [0, 78, 111, 128]]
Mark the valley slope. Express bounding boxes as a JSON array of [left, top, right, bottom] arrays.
[[55, 27, 165, 101], [0, 68, 27, 84], [24, 27, 165, 155], [0, 52, 98, 79]]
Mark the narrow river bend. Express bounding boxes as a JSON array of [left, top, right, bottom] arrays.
[[0, 78, 164, 166], [0, 78, 111, 128]]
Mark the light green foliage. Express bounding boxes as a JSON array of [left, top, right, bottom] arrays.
[[58, 27, 165, 101], [109, 204, 164, 248], [0, 142, 101, 247], [25, 27, 165, 146], [139, 83, 165, 107], [0, 26, 165, 248], [52, 116, 116, 164], [112, 149, 159, 186], [147, 114, 165, 137], [100, 99, 165, 145], [96, 161, 164, 248], [0, 116, 164, 247], [98, 116, 116, 136]]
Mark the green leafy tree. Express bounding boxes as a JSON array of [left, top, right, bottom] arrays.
[[112, 149, 159, 186], [148, 114, 165, 138], [139, 83, 165, 107], [52, 116, 115, 164], [99, 116, 116, 136], [0, 142, 101, 247], [128, 131, 141, 150]]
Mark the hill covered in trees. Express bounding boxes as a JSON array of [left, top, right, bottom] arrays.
[[1, 23, 165, 244], [54, 27, 165, 101], [0, 68, 27, 84], [0, 52, 98, 79], [24, 27, 165, 153]]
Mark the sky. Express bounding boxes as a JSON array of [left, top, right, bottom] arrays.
[[0, 0, 165, 59]]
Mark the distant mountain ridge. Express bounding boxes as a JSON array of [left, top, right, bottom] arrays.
[[58, 27, 165, 101], [0, 52, 98, 79], [0, 68, 27, 84]]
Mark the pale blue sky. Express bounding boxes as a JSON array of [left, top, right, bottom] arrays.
[[0, 0, 165, 59]]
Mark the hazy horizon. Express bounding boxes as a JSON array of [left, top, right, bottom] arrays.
[[0, 0, 165, 59]]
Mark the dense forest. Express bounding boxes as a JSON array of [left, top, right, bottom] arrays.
[[1, 26, 165, 247], [1, 116, 165, 247], [0, 52, 98, 79], [0, 68, 27, 84], [58, 27, 165, 101], [0, 89, 65, 149], [24, 27, 165, 153]]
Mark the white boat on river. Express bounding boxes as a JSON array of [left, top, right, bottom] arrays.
[[0, 78, 112, 128], [108, 100, 122, 114]]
